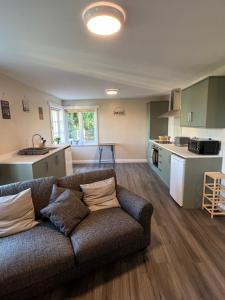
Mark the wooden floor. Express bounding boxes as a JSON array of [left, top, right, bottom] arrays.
[[44, 163, 225, 300]]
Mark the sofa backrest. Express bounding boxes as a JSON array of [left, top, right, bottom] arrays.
[[0, 176, 56, 219], [57, 169, 117, 191]]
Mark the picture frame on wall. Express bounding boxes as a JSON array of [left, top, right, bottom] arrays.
[[22, 98, 30, 112], [113, 106, 125, 116], [1, 100, 11, 119], [38, 106, 44, 120]]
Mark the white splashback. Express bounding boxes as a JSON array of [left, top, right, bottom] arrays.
[[168, 117, 225, 172], [168, 117, 182, 140]]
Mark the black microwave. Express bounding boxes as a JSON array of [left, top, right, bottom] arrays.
[[188, 138, 221, 155]]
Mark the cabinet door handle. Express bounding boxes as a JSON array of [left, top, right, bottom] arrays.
[[190, 112, 193, 123], [188, 112, 192, 123], [45, 162, 48, 172], [55, 155, 59, 165]]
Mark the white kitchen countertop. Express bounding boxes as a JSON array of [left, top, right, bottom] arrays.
[[0, 144, 71, 165], [150, 140, 222, 159]]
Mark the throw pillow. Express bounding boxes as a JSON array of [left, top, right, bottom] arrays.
[[0, 188, 38, 237], [40, 189, 89, 236], [49, 184, 66, 203], [80, 177, 120, 212]]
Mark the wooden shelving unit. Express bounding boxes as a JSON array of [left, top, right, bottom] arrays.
[[202, 172, 225, 218]]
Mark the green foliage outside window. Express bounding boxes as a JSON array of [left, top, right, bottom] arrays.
[[67, 112, 95, 144], [67, 113, 79, 140]]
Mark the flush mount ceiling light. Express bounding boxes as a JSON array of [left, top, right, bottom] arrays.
[[105, 88, 119, 95], [82, 2, 126, 36]]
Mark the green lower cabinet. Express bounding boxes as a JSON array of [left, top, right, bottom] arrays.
[[33, 157, 50, 178], [158, 147, 171, 187], [147, 143, 171, 187], [0, 150, 66, 185], [182, 157, 222, 208], [48, 150, 66, 178], [147, 143, 223, 208], [0, 164, 33, 185], [33, 150, 66, 179]]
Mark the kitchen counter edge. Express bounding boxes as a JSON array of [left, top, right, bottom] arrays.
[[0, 145, 71, 165], [149, 140, 222, 159]]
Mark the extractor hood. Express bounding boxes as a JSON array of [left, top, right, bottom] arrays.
[[159, 88, 181, 118]]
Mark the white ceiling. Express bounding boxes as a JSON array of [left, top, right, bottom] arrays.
[[1, 0, 225, 100]]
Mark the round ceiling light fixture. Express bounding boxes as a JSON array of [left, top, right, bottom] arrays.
[[82, 2, 126, 36], [105, 88, 119, 95]]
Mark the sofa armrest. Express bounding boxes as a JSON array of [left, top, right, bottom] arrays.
[[116, 185, 153, 245]]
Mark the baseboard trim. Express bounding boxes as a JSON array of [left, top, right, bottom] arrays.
[[73, 159, 147, 164]]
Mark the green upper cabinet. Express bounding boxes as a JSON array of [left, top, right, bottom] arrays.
[[181, 76, 225, 128], [147, 101, 169, 139]]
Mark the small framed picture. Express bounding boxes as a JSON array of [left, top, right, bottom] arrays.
[[1, 100, 11, 119], [22, 99, 30, 112], [113, 106, 125, 116], [38, 107, 44, 120]]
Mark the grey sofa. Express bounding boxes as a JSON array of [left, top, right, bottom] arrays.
[[0, 169, 153, 300]]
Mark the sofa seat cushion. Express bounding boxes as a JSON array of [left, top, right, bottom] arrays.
[[0, 221, 75, 297], [70, 208, 146, 265]]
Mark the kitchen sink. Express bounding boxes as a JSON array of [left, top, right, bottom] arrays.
[[18, 147, 49, 155]]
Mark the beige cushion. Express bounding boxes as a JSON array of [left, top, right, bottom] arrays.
[[80, 177, 120, 212], [0, 188, 38, 237]]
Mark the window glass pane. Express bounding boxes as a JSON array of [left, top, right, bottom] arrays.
[[67, 112, 80, 144], [51, 110, 59, 138], [82, 112, 95, 144], [50, 108, 65, 143], [66, 110, 97, 145]]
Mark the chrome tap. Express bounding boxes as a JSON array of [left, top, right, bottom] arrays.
[[32, 134, 46, 148]]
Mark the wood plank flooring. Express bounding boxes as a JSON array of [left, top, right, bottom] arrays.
[[44, 163, 225, 300]]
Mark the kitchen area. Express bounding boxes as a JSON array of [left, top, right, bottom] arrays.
[[147, 76, 225, 211], [0, 134, 74, 185]]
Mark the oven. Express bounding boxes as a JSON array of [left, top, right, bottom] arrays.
[[151, 145, 159, 168]]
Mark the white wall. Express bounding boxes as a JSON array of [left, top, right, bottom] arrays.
[[168, 117, 225, 172], [0, 73, 61, 155], [63, 98, 150, 162]]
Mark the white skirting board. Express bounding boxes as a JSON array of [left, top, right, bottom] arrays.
[[73, 159, 147, 164]]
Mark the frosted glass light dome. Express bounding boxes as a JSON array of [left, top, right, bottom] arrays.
[[83, 2, 126, 36], [105, 89, 119, 95]]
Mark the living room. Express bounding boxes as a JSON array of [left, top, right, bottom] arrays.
[[0, 1, 225, 300]]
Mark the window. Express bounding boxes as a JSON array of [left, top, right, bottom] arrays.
[[66, 108, 98, 145], [50, 107, 65, 144]]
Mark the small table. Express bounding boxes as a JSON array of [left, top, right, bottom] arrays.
[[98, 143, 116, 166]]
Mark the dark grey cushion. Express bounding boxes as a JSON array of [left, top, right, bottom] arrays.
[[49, 183, 66, 203], [57, 169, 117, 191], [0, 222, 75, 298], [41, 189, 89, 236], [70, 207, 146, 264], [0, 177, 56, 218]]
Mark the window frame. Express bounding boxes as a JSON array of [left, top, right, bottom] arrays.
[[49, 103, 66, 144], [65, 106, 99, 147]]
